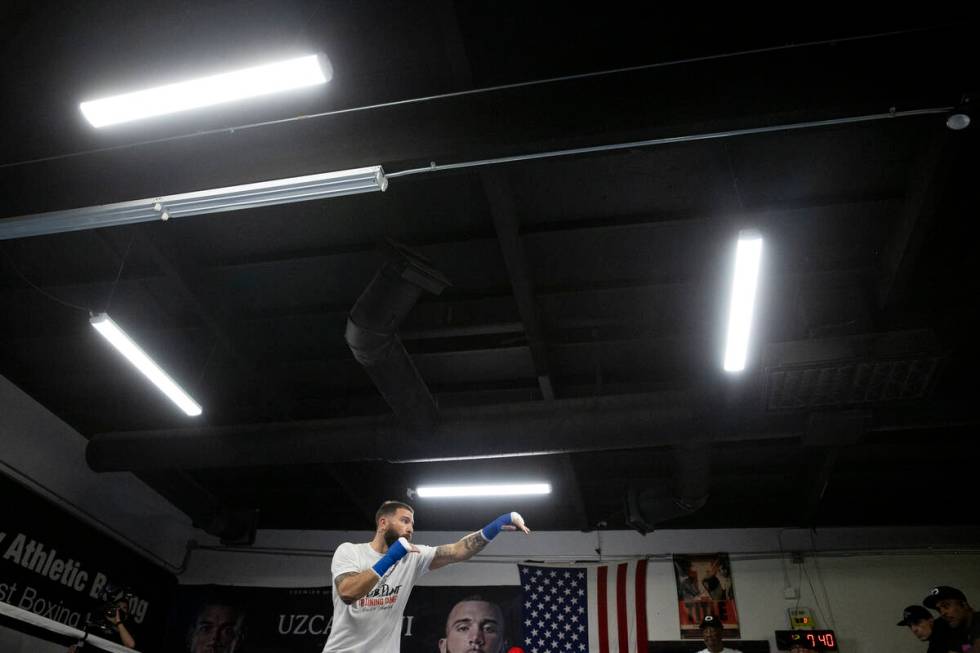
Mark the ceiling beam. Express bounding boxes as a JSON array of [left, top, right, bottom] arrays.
[[433, 0, 556, 400], [877, 132, 955, 311], [482, 170, 555, 400]]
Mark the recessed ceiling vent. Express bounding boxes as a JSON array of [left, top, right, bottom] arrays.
[[764, 330, 943, 411]]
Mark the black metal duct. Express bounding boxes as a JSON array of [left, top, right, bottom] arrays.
[[345, 242, 450, 432], [137, 470, 257, 544], [625, 442, 711, 534]]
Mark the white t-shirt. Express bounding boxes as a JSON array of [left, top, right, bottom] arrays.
[[322, 541, 436, 653], [696, 648, 743, 653]]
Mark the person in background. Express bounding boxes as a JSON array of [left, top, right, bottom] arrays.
[[696, 615, 742, 653], [897, 604, 957, 653], [68, 599, 135, 652], [923, 586, 979, 653]]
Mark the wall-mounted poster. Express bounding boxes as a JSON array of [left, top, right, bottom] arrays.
[[672, 553, 739, 640]]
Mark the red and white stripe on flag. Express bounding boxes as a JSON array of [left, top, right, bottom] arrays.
[[518, 560, 649, 653], [587, 559, 649, 653]]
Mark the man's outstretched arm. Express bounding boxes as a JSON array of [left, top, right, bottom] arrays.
[[430, 512, 530, 571]]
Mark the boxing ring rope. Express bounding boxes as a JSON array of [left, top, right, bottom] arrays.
[[0, 600, 139, 653]]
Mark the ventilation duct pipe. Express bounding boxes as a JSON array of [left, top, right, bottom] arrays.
[[344, 241, 450, 432]]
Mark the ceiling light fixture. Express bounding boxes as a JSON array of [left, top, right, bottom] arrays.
[[415, 483, 552, 498], [80, 54, 331, 127], [90, 313, 202, 416], [723, 230, 763, 373], [946, 94, 972, 131], [0, 166, 387, 241]]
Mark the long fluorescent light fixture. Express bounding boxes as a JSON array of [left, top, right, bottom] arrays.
[[723, 230, 764, 372], [416, 483, 552, 498], [90, 313, 202, 416], [0, 166, 386, 241], [80, 54, 331, 127]]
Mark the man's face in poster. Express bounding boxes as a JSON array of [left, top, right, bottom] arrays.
[[188, 604, 245, 653], [438, 599, 505, 653]]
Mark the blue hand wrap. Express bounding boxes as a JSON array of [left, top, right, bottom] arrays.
[[372, 537, 410, 577], [481, 512, 517, 541]]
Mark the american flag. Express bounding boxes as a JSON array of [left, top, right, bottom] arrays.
[[518, 561, 649, 653]]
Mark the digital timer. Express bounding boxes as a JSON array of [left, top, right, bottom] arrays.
[[775, 630, 839, 651]]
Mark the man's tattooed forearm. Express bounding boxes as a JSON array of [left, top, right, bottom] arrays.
[[334, 571, 358, 590], [462, 532, 489, 553]]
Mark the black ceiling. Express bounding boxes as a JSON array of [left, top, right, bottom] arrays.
[[1, 4, 978, 537]]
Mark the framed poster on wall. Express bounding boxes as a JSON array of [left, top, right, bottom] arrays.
[[672, 553, 740, 640]]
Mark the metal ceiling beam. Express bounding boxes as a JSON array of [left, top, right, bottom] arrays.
[[878, 132, 955, 311], [482, 170, 555, 400], [0, 265, 870, 344], [0, 198, 889, 296], [432, 0, 556, 401], [84, 394, 980, 474], [83, 390, 757, 472]]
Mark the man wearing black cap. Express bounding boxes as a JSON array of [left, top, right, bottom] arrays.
[[696, 615, 742, 653], [923, 586, 979, 652], [898, 604, 956, 653]]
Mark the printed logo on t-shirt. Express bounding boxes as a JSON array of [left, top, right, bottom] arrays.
[[356, 581, 403, 609]]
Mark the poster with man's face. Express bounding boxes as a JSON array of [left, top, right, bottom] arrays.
[[401, 586, 523, 653], [672, 553, 740, 640]]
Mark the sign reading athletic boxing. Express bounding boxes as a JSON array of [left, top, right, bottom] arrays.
[[0, 530, 151, 623], [0, 473, 176, 653]]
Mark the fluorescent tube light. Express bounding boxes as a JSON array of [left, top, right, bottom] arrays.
[[723, 230, 763, 372], [80, 54, 331, 127], [415, 483, 552, 498], [90, 313, 202, 416]]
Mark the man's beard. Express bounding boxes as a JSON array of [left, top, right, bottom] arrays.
[[383, 526, 401, 547]]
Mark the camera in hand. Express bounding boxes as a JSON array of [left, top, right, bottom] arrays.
[[86, 581, 134, 638]]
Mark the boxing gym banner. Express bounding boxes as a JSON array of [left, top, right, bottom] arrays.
[[165, 585, 332, 653], [168, 583, 523, 653], [0, 473, 175, 652], [672, 553, 740, 640]]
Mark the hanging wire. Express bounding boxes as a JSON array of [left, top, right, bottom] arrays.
[[794, 558, 804, 613], [195, 339, 218, 387], [0, 244, 92, 314], [103, 229, 137, 312], [811, 556, 839, 629], [724, 142, 747, 211], [801, 562, 831, 628], [808, 529, 839, 629]]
